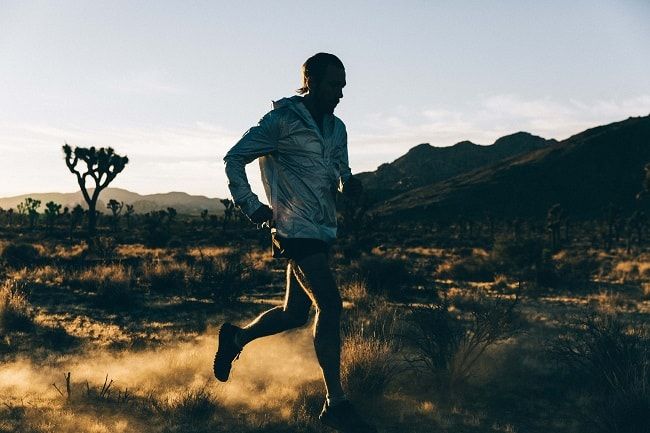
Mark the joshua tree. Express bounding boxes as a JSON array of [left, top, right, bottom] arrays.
[[200, 209, 209, 229], [70, 204, 85, 237], [166, 207, 177, 224], [637, 163, 650, 201], [107, 199, 123, 231], [6, 208, 14, 227], [63, 144, 128, 236], [17, 197, 41, 229], [124, 204, 135, 229], [220, 198, 235, 231], [44, 201, 62, 232], [604, 203, 620, 251], [626, 210, 646, 252], [546, 204, 564, 250]]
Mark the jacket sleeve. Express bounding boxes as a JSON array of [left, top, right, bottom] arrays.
[[224, 111, 280, 217], [336, 124, 353, 193]]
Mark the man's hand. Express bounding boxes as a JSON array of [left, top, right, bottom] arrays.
[[249, 204, 273, 226], [342, 176, 363, 200]]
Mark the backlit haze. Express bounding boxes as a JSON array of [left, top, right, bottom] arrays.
[[1, 0, 649, 199]]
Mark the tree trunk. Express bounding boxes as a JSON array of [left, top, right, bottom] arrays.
[[88, 202, 97, 236]]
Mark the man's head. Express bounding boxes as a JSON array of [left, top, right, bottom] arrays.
[[297, 53, 346, 114]]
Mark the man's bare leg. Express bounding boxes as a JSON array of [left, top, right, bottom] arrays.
[[292, 253, 345, 402], [236, 261, 311, 346]]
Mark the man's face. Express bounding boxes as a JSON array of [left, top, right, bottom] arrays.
[[312, 64, 346, 115]]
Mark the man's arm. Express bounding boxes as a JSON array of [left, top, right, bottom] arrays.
[[336, 125, 353, 193], [336, 125, 362, 198], [224, 111, 280, 218]]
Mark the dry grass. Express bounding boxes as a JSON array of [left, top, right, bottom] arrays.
[[141, 260, 190, 293], [613, 260, 650, 283], [341, 325, 400, 400], [115, 244, 167, 260], [67, 264, 137, 309], [187, 246, 233, 259], [52, 243, 89, 260], [0, 278, 33, 332], [340, 279, 370, 308]]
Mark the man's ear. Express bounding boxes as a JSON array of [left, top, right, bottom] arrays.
[[307, 77, 317, 93]]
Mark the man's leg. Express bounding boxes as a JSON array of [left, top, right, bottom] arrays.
[[292, 253, 345, 403], [214, 261, 311, 382], [294, 253, 377, 432], [235, 261, 312, 346]]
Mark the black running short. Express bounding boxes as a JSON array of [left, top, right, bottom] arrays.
[[271, 234, 329, 261]]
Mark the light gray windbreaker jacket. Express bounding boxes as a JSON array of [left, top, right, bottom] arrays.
[[224, 96, 352, 243]]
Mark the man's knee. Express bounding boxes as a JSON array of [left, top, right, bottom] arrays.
[[284, 309, 310, 328], [316, 293, 342, 320]]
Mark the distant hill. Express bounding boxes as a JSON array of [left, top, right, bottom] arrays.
[[0, 188, 226, 215], [374, 115, 650, 220], [356, 132, 555, 204]]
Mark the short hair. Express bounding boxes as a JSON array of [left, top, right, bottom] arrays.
[[296, 53, 345, 95]]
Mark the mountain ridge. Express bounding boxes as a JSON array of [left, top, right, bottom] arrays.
[[0, 188, 226, 215], [373, 114, 650, 219]]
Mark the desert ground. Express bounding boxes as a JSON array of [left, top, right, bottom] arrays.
[[1, 215, 648, 433]]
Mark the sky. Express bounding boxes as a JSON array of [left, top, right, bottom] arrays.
[[1, 0, 649, 199]]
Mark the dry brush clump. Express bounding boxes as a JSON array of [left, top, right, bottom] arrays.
[[552, 314, 649, 433], [1, 242, 43, 268], [67, 264, 138, 309], [141, 260, 190, 294], [348, 254, 415, 298], [435, 248, 494, 282], [403, 292, 520, 396], [0, 278, 33, 333], [341, 323, 401, 401]]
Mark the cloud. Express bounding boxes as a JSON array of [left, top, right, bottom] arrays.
[[347, 94, 650, 172], [1, 94, 649, 196], [0, 121, 244, 198]]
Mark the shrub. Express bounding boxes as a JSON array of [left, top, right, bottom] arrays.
[[403, 293, 519, 394], [191, 252, 249, 303], [436, 254, 494, 282], [351, 255, 412, 296], [491, 237, 544, 281], [0, 279, 33, 332], [68, 264, 136, 309], [341, 325, 400, 400], [552, 315, 649, 433], [553, 250, 600, 284], [341, 279, 371, 309], [166, 387, 222, 422], [1, 243, 42, 268], [142, 260, 188, 294]]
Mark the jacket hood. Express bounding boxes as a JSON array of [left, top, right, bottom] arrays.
[[272, 95, 303, 110], [272, 95, 337, 127]]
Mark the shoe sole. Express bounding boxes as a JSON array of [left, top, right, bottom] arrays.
[[213, 323, 235, 382]]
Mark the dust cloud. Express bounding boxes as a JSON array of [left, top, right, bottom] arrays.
[[0, 326, 323, 413]]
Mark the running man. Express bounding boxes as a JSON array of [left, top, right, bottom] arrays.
[[215, 53, 376, 433]]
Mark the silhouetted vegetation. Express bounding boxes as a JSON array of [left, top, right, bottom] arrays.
[[63, 144, 129, 237]]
